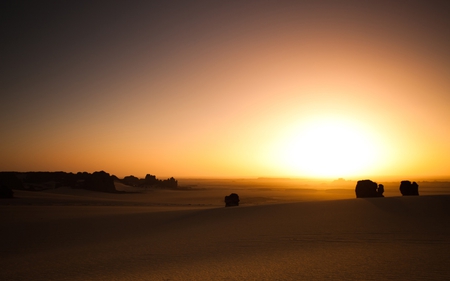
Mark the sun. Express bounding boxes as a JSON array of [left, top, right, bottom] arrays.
[[275, 116, 381, 178]]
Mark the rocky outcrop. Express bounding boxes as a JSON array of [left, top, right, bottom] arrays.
[[0, 171, 179, 193], [144, 174, 157, 185], [122, 175, 141, 186], [0, 185, 14, 198], [119, 174, 178, 189], [355, 180, 384, 198], [378, 184, 384, 197], [0, 171, 117, 193], [161, 177, 178, 188], [84, 171, 116, 193], [0, 172, 24, 190], [399, 180, 419, 196], [225, 193, 240, 207]]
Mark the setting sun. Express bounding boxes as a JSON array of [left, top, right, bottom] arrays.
[[275, 116, 382, 178]]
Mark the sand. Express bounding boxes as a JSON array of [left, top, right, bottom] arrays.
[[1, 182, 450, 280]]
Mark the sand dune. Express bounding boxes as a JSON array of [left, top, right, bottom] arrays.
[[2, 190, 450, 280]]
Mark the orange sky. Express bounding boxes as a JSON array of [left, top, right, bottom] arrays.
[[1, 1, 449, 180]]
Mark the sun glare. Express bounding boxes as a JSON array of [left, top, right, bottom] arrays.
[[276, 117, 381, 178]]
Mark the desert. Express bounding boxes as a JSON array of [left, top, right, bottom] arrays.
[[3, 1, 450, 280], [2, 178, 450, 280]]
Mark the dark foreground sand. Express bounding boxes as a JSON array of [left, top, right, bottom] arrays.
[[1, 187, 450, 280]]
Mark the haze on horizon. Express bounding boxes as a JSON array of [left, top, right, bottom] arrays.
[[1, 1, 449, 180]]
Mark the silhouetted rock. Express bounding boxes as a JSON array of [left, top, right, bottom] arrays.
[[399, 180, 419, 196], [225, 193, 240, 207], [144, 174, 157, 185], [22, 171, 80, 189], [355, 180, 384, 198], [411, 182, 419, 195], [122, 175, 141, 186], [120, 174, 178, 188], [161, 177, 178, 188], [83, 171, 116, 193], [377, 184, 384, 197], [0, 185, 14, 198], [0, 172, 24, 190], [0, 171, 178, 193]]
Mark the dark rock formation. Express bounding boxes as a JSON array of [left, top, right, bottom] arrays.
[[399, 180, 419, 196], [377, 184, 384, 197], [225, 193, 240, 207], [119, 174, 178, 189], [355, 180, 384, 198], [122, 175, 141, 186], [0, 172, 24, 190], [0, 171, 116, 193], [23, 171, 80, 189], [144, 174, 157, 185], [0, 171, 178, 193], [0, 184, 14, 198], [160, 177, 178, 188], [84, 171, 116, 193]]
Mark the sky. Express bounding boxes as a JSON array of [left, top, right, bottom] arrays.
[[1, 0, 450, 179]]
